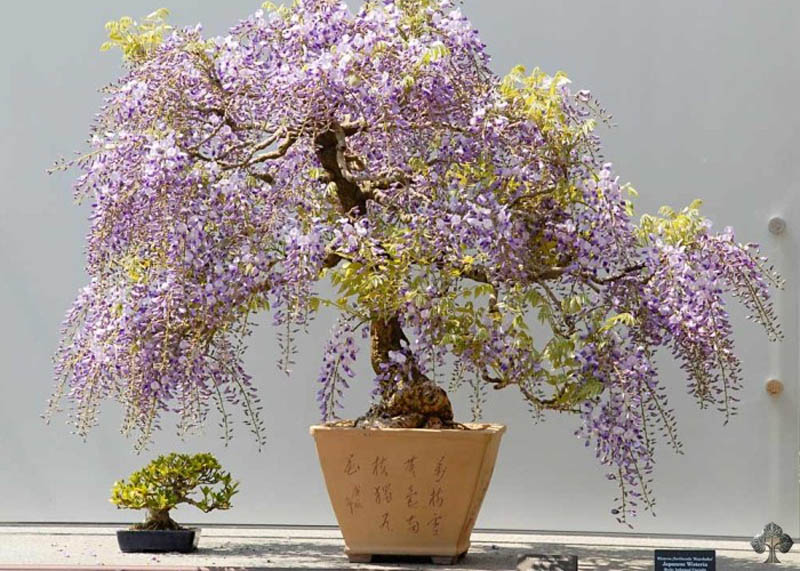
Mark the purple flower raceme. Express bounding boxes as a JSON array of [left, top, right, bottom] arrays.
[[316, 316, 359, 421], [50, 0, 782, 524]]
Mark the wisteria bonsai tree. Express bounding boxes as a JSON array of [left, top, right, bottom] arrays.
[[49, 1, 782, 524]]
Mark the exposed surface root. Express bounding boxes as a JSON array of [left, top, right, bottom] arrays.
[[326, 380, 465, 429], [132, 511, 183, 531]]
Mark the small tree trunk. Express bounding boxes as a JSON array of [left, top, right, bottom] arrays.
[[140, 508, 181, 530]]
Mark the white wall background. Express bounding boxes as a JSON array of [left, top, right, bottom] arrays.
[[1, 0, 798, 536]]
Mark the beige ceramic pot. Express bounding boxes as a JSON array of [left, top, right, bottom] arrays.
[[310, 423, 506, 564]]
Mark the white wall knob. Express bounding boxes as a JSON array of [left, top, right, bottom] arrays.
[[768, 216, 786, 235]]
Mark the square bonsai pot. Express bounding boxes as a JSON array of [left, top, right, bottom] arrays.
[[310, 423, 506, 563]]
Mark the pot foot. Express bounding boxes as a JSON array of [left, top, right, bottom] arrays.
[[345, 552, 466, 564], [431, 552, 466, 565]]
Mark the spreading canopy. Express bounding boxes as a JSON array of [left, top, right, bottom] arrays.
[[50, 0, 781, 523], [110, 452, 238, 530]]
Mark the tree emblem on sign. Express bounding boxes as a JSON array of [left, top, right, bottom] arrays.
[[751, 522, 793, 563]]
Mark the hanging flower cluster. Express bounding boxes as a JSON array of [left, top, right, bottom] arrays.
[[50, 0, 781, 524]]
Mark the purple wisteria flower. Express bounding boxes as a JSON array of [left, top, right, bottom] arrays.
[[49, 0, 781, 524]]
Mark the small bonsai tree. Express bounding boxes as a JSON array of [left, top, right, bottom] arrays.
[[50, 1, 781, 524], [111, 453, 238, 530]]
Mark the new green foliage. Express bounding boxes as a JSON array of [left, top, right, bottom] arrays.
[[110, 452, 238, 530]]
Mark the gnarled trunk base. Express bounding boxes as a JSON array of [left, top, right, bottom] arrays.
[[359, 316, 455, 428], [133, 509, 182, 531]]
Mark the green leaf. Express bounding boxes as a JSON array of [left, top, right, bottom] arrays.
[[600, 312, 636, 332]]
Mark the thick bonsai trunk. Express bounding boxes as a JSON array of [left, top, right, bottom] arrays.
[[369, 315, 454, 428], [314, 127, 369, 216], [370, 315, 412, 380], [315, 125, 454, 428], [136, 509, 182, 531]]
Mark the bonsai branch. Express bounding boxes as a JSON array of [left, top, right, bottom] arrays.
[[588, 263, 646, 285], [243, 130, 300, 167], [323, 251, 344, 268], [514, 377, 581, 413], [314, 125, 370, 216], [454, 260, 569, 286]]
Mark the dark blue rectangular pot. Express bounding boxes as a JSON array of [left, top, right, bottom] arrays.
[[116, 528, 200, 553]]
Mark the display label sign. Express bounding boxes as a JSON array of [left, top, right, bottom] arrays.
[[654, 549, 716, 570]]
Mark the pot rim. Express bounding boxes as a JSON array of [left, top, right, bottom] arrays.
[[117, 527, 200, 533], [309, 422, 506, 435]]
